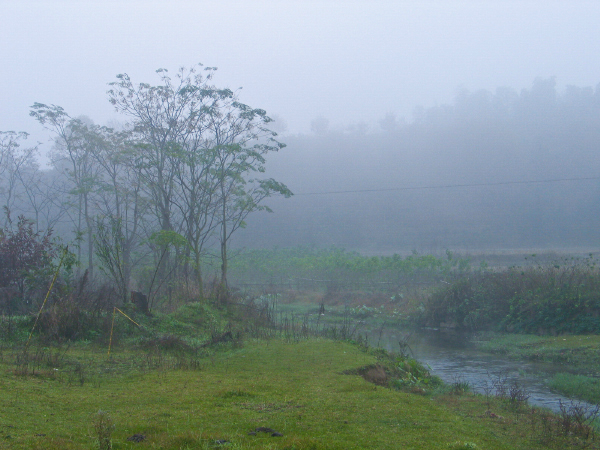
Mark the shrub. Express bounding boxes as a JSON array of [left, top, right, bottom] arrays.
[[0, 216, 60, 313], [421, 257, 600, 333]]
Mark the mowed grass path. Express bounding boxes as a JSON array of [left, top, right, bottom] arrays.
[[1, 339, 545, 449]]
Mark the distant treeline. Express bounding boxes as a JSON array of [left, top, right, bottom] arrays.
[[236, 78, 600, 252]]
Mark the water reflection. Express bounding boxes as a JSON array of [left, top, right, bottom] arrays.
[[369, 327, 592, 413]]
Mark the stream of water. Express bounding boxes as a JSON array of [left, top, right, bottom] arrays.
[[369, 327, 593, 413]]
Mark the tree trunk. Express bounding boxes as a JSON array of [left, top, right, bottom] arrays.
[[122, 244, 131, 305], [219, 198, 228, 303], [193, 255, 204, 301], [84, 193, 94, 279]]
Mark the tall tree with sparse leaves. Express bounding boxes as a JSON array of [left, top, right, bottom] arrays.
[[108, 64, 291, 297]]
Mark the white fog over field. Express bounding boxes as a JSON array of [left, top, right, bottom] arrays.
[[1, 1, 600, 255]]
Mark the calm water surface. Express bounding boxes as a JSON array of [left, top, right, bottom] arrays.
[[369, 327, 593, 413]]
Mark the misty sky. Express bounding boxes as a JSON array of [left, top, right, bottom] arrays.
[[2, 1, 600, 160]]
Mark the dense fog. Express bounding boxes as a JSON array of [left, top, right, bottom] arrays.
[[2, 2, 600, 273], [2, 77, 599, 264], [236, 78, 600, 253]]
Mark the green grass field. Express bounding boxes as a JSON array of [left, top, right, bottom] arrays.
[[1, 337, 595, 450]]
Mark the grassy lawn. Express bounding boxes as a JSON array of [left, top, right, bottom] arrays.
[[0, 338, 592, 450]]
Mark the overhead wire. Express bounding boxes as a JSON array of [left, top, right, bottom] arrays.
[[289, 176, 600, 196]]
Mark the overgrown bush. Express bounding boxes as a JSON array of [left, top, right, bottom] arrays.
[[37, 300, 86, 341], [0, 216, 59, 313], [420, 256, 600, 333]]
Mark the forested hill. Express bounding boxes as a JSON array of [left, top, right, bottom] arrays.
[[236, 78, 600, 252]]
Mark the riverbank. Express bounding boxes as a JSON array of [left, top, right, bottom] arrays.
[[473, 333, 600, 370], [1, 338, 597, 449], [272, 298, 600, 408], [473, 332, 600, 404]]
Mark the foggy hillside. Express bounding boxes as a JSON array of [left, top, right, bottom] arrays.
[[235, 78, 600, 253], [2, 77, 600, 271]]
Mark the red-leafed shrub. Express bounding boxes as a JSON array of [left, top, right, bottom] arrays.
[[0, 216, 58, 313]]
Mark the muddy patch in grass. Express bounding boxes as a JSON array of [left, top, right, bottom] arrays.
[[343, 364, 391, 387]]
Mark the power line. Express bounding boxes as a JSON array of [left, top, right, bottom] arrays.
[[291, 176, 600, 196]]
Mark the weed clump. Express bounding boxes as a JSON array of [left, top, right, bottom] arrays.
[[92, 410, 114, 450], [345, 348, 442, 393], [450, 376, 470, 395]]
